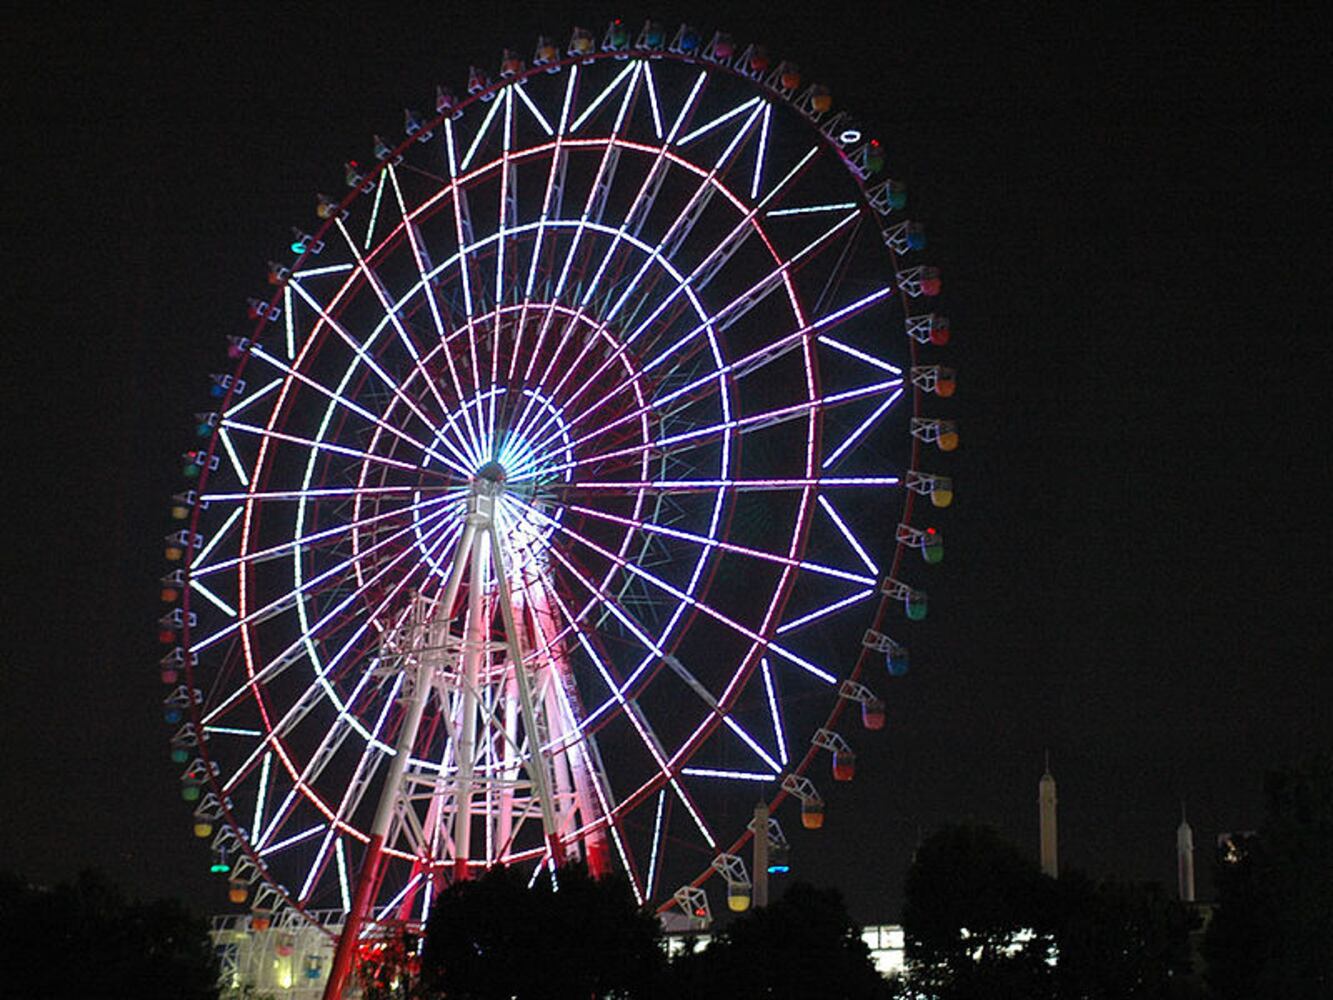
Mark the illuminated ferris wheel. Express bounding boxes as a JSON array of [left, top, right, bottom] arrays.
[[159, 19, 954, 989]]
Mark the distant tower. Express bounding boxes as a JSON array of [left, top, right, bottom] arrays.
[[1039, 752, 1058, 878], [1177, 803, 1196, 902]]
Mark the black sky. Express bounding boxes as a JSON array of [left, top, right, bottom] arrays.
[[3, 2, 1328, 922]]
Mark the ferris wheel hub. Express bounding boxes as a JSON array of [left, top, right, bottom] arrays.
[[473, 459, 508, 488]]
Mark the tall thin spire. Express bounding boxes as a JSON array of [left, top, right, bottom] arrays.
[[1177, 801, 1196, 902], [1039, 752, 1058, 878]]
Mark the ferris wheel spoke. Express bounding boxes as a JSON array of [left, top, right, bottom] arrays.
[[191, 498, 456, 655], [520, 216, 869, 468], [247, 344, 472, 476], [549, 475, 899, 495], [386, 163, 486, 453], [520, 378, 900, 483], [221, 376, 282, 420], [287, 279, 477, 468], [505, 70, 644, 445], [563, 502, 875, 586], [219, 417, 449, 480], [774, 588, 877, 636], [512, 494, 837, 686], [192, 490, 459, 580], [333, 214, 466, 433], [536, 574, 717, 851]]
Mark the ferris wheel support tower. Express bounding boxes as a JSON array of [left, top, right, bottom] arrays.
[[324, 466, 605, 1000]]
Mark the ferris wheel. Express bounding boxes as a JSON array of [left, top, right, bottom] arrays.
[[160, 18, 954, 989]]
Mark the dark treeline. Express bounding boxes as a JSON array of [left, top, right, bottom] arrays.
[[3, 755, 1326, 998], [0, 869, 218, 1000]]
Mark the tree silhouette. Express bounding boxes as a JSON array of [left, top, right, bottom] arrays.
[[1205, 755, 1333, 999], [668, 881, 889, 999], [0, 869, 218, 1000], [898, 823, 1057, 999], [420, 863, 664, 999]]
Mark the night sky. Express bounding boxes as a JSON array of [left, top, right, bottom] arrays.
[[4, 3, 1327, 923]]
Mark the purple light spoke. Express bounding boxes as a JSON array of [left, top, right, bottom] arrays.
[[250, 344, 473, 476], [520, 378, 901, 483], [333, 215, 465, 442], [386, 164, 486, 453], [288, 279, 474, 465], [551, 476, 898, 493], [220, 418, 443, 477], [193, 496, 456, 655], [565, 502, 875, 586], [509, 494, 836, 684], [519, 276, 891, 473], [193, 491, 461, 579], [775, 588, 876, 635], [821, 387, 905, 469], [760, 657, 788, 766], [816, 495, 879, 574]]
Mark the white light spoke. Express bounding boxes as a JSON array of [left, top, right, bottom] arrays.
[[821, 388, 905, 469], [514, 80, 554, 135], [643, 62, 664, 138], [681, 768, 776, 782], [760, 658, 788, 766], [818, 495, 880, 574], [776, 589, 876, 635], [190, 578, 238, 617], [364, 169, 386, 249], [767, 202, 858, 216], [554, 476, 899, 493], [750, 104, 771, 199], [260, 822, 326, 858], [461, 91, 506, 171], [190, 506, 242, 568], [283, 285, 296, 359], [569, 60, 638, 133], [223, 377, 282, 419], [676, 95, 761, 146], [818, 334, 903, 375]]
